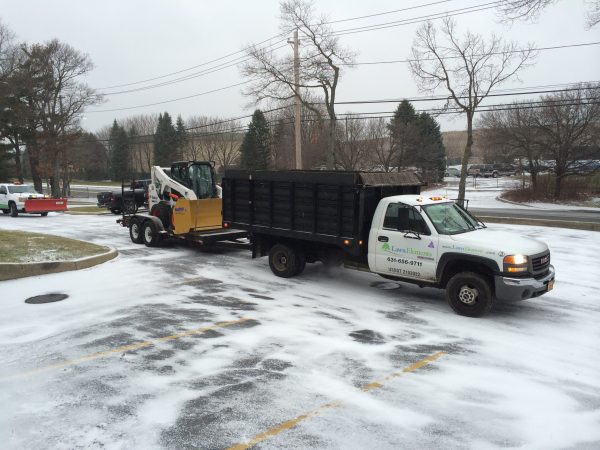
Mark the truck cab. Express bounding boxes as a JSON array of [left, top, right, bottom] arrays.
[[368, 195, 555, 316]]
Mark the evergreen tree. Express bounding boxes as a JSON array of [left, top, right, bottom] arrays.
[[153, 112, 177, 166], [240, 109, 271, 170], [414, 113, 446, 182], [109, 120, 129, 181], [388, 100, 419, 169], [175, 115, 186, 161]]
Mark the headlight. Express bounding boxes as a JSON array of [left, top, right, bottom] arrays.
[[503, 254, 529, 274]]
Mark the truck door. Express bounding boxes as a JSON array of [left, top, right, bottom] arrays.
[[373, 202, 438, 281]]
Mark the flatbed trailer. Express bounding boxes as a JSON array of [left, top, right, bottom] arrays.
[[118, 213, 248, 248]]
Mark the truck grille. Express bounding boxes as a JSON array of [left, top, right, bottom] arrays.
[[531, 251, 550, 276]]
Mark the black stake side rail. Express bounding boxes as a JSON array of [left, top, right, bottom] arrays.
[[222, 170, 423, 256]]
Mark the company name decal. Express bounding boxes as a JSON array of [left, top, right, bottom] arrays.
[[382, 242, 433, 259], [174, 207, 186, 213], [442, 243, 495, 256]]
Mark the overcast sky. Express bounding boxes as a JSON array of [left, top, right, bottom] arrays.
[[1, 0, 598, 133]]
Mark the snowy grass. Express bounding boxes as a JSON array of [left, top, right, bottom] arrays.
[[0, 229, 109, 263]]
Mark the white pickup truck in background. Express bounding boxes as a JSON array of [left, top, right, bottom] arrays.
[[0, 183, 68, 217]]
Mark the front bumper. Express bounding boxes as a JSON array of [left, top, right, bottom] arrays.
[[494, 265, 555, 301]]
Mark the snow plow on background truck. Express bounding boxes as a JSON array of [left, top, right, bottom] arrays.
[[0, 183, 68, 217]]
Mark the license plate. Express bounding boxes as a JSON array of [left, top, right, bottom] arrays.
[[547, 280, 554, 292]]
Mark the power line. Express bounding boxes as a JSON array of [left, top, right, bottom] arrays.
[[88, 81, 250, 113], [95, 1, 503, 98], [324, 0, 457, 24], [333, 85, 599, 105], [96, 35, 288, 90], [340, 42, 600, 66], [95, 1, 459, 91], [331, 0, 504, 37], [101, 43, 289, 96]]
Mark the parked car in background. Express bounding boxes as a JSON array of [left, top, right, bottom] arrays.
[[467, 164, 485, 177], [492, 163, 518, 177], [444, 167, 460, 177]]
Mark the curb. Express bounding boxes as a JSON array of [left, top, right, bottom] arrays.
[[478, 216, 600, 232], [494, 195, 535, 207], [0, 248, 118, 281]]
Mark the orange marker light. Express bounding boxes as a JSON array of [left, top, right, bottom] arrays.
[[343, 239, 350, 245]]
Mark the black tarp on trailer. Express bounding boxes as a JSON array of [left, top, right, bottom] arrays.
[[222, 170, 424, 255]]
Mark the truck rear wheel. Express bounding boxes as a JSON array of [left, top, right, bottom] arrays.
[[9, 202, 18, 217], [2, 209, 9, 214], [269, 244, 299, 278], [123, 198, 137, 214], [446, 271, 495, 317], [129, 219, 144, 244], [142, 221, 160, 247]]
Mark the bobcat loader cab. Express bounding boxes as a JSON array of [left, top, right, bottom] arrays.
[[148, 161, 222, 235], [119, 161, 245, 247]]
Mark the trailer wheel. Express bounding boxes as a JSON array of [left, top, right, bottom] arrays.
[[9, 202, 18, 217], [446, 271, 495, 317], [269, 244, 299, 278], [40, 212, 48, 217], [129, 219, 144, 244], [142, 221, 160, 247]]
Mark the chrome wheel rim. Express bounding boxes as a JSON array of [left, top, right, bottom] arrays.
[[458, 285, 479, 305]]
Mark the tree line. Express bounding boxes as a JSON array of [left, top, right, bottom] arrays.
[[0, 20, 100, 195]]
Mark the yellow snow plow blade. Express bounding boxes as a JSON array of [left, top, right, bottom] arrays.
[[172, 198, 222, 234]]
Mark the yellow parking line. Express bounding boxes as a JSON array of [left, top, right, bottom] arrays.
[[1, 317, 251, 381], [228, 351, 446, 450]]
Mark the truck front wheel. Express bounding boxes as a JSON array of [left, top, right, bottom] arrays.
[[269, 244, 299, 278], [446, 272, 495, 317], [142, 221, 160, 247]]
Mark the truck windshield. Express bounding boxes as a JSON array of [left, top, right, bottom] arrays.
[[422, 202, 479, 235], [8, 185, 37, 194]]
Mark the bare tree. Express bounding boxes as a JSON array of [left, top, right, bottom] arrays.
[[121, 114, 158, 174], [534, 84, 600, 198], [409, 18, 535, 202], [497, 0, 599, 28], [365, 118, 392, 171], [336, 115, 369, 170], [13, 40, 102, 194], [242, 0, 355, 169], [479, 104, 545, 188], [185, 116, 243, 173]]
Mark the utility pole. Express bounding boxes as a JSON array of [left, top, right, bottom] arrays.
[[293, 29, 302, 170]]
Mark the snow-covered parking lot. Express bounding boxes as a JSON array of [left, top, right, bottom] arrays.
[[1, 213, 599, 449]]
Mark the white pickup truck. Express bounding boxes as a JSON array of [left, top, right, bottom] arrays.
[[365, 195, 555, 316], [222, 169, 556, 317], [0, 183, 68, 217]]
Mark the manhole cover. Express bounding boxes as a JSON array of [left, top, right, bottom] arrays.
[[25, 293, 69, 304]]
